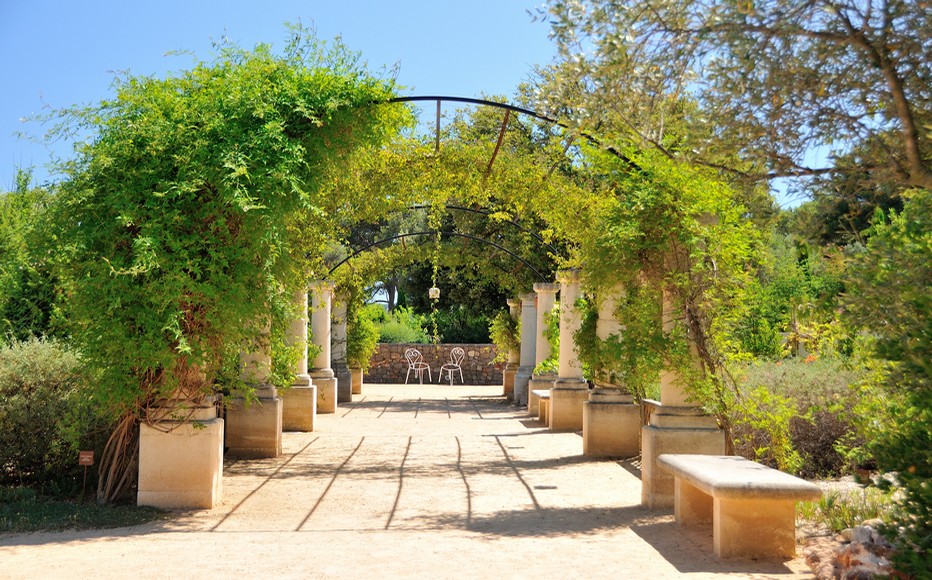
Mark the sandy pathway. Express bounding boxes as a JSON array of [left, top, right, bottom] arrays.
[[0, 384, 813, 579]]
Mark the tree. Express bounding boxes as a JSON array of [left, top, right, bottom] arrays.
[[844, 188, 931, 576], [537, 0, 932, 190]]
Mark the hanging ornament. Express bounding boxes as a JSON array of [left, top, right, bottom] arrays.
[[429, 286, 441, 300]]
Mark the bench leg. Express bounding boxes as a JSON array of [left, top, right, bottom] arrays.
[[714, 497, 797, 559], [674, 477, 712, 525]]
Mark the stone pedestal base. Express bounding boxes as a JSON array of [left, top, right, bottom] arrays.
[[281, 383, 317, 432], [549, 379, 589, 432], [583, 390, 640, 457], [514, 366, 534, 407], [311, 371, 337, 414], [138, 406, 223, 509], [351, 367, 362, 395], [641, 407, 724, 508], [225, 389, 283, 459], [503, 362, 518, 399], [335, 364, 352, 403]]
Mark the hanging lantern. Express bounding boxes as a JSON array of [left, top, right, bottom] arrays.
[[428, 286, 441, 300]]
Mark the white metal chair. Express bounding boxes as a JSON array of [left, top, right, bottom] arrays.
[[404, 348, 431, 384], [437, 347, 465, 385]]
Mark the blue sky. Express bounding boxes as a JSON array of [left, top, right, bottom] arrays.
[[0, 1, 556, 189]]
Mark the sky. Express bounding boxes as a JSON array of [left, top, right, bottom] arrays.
[[0, 0, 556, 189]]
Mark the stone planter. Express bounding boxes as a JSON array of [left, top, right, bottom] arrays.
[[351, 366, 363, 394]]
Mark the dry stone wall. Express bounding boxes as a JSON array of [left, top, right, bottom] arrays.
[[365, 343, 504, 385]]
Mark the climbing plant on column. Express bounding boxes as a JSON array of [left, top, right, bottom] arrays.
[[565, 147, 759, 442], [46, 26, 409, 502]]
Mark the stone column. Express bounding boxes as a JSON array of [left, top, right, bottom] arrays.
[[225, 324, 283, 458], [583, 283, 640, 456], [332, 293, 353, 404], [513, 292, 537, 407], [502, 299, 521, 399], [641, 285, 724, 508], [528, 283, 560, 417], [309, 281, 338, 413], [549, 271, 589, 431], [282, 289, 317, 432]]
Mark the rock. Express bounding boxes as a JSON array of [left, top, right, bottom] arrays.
[[841, 527, 854, 542]]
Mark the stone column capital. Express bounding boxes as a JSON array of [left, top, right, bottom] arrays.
[[533, 282, 561, 295], [506, 298, 520, 309], [519, 292, 537, 304]]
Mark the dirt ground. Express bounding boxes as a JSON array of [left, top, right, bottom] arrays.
[[0, 384, 815, 579]]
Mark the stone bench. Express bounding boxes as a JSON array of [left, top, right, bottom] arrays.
[[531, 389, 551, 424], [658, 454, 822, 559]]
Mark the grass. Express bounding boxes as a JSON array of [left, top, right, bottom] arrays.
[[0, 486, 167, 534], [797, 486, 896, 533]]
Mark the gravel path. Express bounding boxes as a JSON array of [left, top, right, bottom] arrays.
[[0, 384, 813, 579]]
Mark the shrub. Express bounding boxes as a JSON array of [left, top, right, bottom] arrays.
[[375, 306, 428, 343], [346, 303, 380, 371], [0, 338, 111, 494], [488, 309, 519, 363], [731, 357, 865, 476], [434, 307, 490, 343]]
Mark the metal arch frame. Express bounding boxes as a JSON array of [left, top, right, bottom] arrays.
[[404, 203, 565, 258], [327, 230, 548, 282], [382, 95, 631, 164]]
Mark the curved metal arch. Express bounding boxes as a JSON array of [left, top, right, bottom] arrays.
[[406, 203, 564, 258], [327, 230, 548, 282], [382, 95, 631, 164]]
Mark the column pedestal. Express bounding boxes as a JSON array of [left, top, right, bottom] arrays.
[[503, 362, 518, 399], [549, 378, 589, 432], [335, 363, 352, 403], [351, 366, 363, 395], [311, 370, 338, 414], [583, 388, 640, 457], [641, 406, 724, 508], [138, 402, 223, 509], [226, 385, 283, 459], [514, 366, 534, 407], [282, 374, 317, 432]]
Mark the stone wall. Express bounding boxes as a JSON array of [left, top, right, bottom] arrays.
[[365, 343, 504, 385]]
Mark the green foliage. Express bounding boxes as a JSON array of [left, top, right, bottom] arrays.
[[533, 301, 560, 375], [844, 189, 932, 576], [732, 386, 803, 474], [434, 306, 491, 343], [373, 306, 428, 344], [0, 338, 112, 492], [346, 302, 380, 371], [0, 171, 63, 342], [732, 358, 866, 477], [488, 309, 519, 363], [45, 27, 407, 415], [798, 488, 897, 534]]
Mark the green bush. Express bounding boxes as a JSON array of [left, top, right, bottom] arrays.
[[375, 306, 428, 343], [435, 306, 491, 343], [533, 301, 560, 375], [731, 357, 865, 476], [0, 338, 111, 494], [346, 303, 380, 371], [488, 309, 519, 363]]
